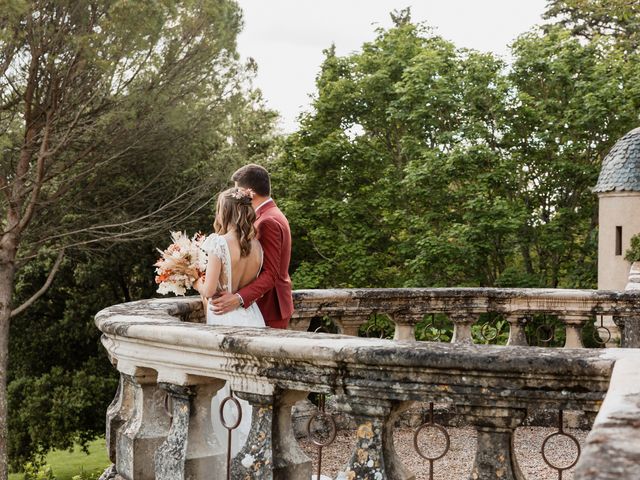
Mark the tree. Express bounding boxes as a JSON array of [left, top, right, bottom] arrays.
[[274, 19, 519, 288], [275, 6, 640, 291], [0, 1, 275, 476], [544, 0, 640, 49]]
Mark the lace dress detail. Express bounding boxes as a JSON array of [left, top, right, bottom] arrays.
[[200, 234, 231, 293]]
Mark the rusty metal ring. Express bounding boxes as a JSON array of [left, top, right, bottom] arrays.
[[364, 322, 386, 339], [413, 422, 450, 461], [592, 325, 611, 344], [219, 395, 242, 430], [422, 317, 443, 341], [541, 431, 581, 471], [480, 322, 498, 341], [536, 324, 555, 343], [306, 411, 337, 447]]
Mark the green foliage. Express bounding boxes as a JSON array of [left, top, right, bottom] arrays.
[[625, 234, 640, 263], [414, 314, 452, 342], [22, 465, 56, 480], [275, 5, 640, 291]]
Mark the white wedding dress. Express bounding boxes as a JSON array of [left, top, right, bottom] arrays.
[[201, 233, 265, 458]]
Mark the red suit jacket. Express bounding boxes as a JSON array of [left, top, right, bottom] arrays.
[[237, 200, 293, 329]]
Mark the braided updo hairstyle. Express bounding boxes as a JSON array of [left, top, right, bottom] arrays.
[[213, 187, 257, 257]]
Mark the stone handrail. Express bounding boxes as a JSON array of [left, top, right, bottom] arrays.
[[96, 294, 640, 480], [290, 288, 640, 346]]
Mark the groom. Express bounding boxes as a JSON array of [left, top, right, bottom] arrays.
[[210, 164, 294, 329]]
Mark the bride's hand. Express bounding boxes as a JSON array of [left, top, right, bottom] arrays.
[[193, 277, 203, 294]]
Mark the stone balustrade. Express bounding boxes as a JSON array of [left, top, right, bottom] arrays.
[[289, 288, 640, 347], [96, 290, 640, 480]]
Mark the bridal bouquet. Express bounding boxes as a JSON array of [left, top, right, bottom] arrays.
[[154, 231, 207, 295]]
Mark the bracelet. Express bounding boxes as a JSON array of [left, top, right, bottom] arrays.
[[235, 293, 245, 307]]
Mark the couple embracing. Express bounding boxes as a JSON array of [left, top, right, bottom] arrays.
[[193, 164, 293, 456], [194, 163, 293, 329]]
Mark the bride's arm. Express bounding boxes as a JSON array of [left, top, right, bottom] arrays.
[[194, 254, 221, 299]]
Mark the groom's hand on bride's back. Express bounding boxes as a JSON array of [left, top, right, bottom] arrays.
[[210, 291, 241, 315]]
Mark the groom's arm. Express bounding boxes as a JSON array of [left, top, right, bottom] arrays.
[[236, 218, 284, 306]]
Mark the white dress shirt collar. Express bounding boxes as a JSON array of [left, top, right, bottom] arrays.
[[255, 197, 273, 213]]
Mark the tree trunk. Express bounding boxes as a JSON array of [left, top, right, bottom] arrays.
[[0, 243, 17, 480]]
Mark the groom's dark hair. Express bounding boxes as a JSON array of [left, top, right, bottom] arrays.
[[232, 164, 271, 197]]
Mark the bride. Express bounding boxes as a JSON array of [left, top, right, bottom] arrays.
[[194, 186, 265, 457]]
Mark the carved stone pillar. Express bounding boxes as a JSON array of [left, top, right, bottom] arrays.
[[230, 391, 273, 479], [272, 390, 312, 479], [106, 374, 135, 464], [155, 383, 193, 480], [619, 315, 640, 348], [450, 313, 476, 344], [506, 315, 529, 346], [562, 316, 586, 348], [335, 396, 415, 480], [116, 369, 170, 480], [389, 313, 420, 341], [462, 406, 527, 480], [154, 378, 226, 480], [288, 317, 312, 332], [334, 314, 368, 336], [230, 389, 311, 480], [185, 382, 226, 478]]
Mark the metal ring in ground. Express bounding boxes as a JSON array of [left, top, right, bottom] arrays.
[[413, 423, 451, 461], [592, 325, 611, 344], [536, 324, 555, 343], [306, 412, 337, 447], [219, 395, 242, 430], [541, 431, 581, 471]]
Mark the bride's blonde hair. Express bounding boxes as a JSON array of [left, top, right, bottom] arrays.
[[214, 187, 256, 257]]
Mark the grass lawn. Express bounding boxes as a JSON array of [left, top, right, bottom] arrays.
[[9, 438, 110, 480]]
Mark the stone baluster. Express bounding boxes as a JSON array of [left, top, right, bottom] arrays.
[[506, 315, 530, 346], [334, 314, 370, 336], [449, 313, 477, 344], [388, 312, 421, 341], [461, 406, 527, 480], [154, 376, 226, 480], [155, 383, 193, 480], [561, 315, 587, 348], [288, 316, 312, 332], [334, 395, 415, 480], [116, 367, 170, 480], [231, 388, 311, 479], [106, 374, 135, 465]]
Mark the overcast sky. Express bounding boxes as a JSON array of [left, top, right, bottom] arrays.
[[236, 0, 549, 132]]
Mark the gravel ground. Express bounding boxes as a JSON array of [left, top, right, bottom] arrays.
[[299, 426, 587, 480]]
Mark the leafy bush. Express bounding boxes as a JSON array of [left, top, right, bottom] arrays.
[[23, 464, 57, 480], [625, 233, 640, 263]]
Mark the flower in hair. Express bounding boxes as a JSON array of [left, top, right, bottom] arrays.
[[230, 187, 255, 200]]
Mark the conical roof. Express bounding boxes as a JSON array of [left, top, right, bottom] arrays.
[[594, 127, 640, 193]]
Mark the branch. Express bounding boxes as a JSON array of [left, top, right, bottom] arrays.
[[10, 248, 65, 318]]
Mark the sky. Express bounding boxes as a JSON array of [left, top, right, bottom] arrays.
[[236, 0, 549, 132]]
